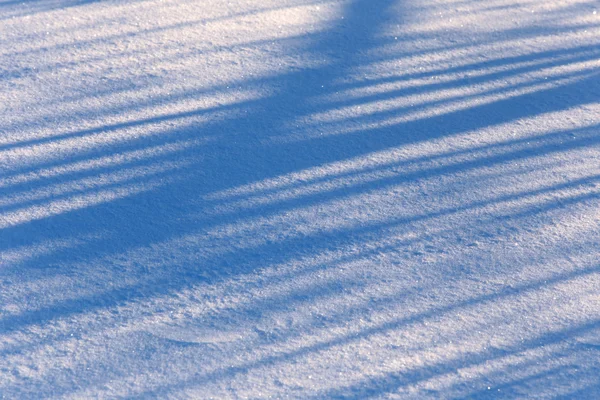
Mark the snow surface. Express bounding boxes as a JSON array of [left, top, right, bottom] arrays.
[[1, 0, 600, 398]]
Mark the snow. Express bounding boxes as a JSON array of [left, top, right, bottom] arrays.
[[1, 0, 599, 397]]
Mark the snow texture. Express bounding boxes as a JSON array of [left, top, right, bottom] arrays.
[[1, 0, 600, 398]]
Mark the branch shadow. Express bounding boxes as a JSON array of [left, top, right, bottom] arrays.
[[1, 0, 600, 397]]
